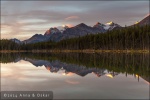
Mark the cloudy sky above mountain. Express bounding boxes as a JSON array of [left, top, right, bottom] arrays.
[[1, 1, 149, 40]]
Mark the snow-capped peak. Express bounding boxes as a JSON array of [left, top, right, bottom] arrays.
[[57, 25, 69, 33], [57, 26, 65, 31], [104, 21, 121, 30], [44, 27, 60, 36], [135, 21, 139, 24], [106, 21, 114, 25], [50, 27, 60, 33]]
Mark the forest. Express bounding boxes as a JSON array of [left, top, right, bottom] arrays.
[[0, 25, 150, 50]]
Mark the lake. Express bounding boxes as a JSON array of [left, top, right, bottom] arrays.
[[1, 53, 149, 99]]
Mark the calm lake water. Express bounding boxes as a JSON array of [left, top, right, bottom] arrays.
[[1, 53, 149, 99]]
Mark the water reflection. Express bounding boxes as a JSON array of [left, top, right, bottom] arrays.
[[1, 53, 150, 99], [1, 53, 149, 81]]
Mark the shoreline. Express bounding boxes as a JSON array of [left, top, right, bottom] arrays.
[[0, 50, 149, 53]]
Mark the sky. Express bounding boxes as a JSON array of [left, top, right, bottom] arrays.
[[1, 0, 149, 40]]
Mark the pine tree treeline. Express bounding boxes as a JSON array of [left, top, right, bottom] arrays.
[[0, 39, 20, 50], [0, 25, 150, 50], [54, 25, 150, 50]]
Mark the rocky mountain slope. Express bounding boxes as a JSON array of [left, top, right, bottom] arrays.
[[10, 15, 149, 44], [137, 14, 150, 26]]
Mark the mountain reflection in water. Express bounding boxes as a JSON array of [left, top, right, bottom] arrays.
[[1, 52, 150, 99], [24, 58, 119, 78], [0, 52, 149, 83]]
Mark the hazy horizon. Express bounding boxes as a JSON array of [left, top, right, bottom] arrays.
[[1, 1, 149, 40]]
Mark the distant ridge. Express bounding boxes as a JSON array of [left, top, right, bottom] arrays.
[[137, 14, 150, 26]]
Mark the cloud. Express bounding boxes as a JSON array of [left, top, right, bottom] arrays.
[[18, 19, 47, 24], [1, 24, 12, 35], [1, 1, 149, 40], [65, 16, 79, 20], [66, 80, 79, 85]]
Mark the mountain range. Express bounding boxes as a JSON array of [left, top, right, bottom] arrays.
[[11, 15, 150, 44]]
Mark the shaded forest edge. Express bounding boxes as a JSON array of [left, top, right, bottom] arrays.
[[0, 52, 149, 78], [0, 25, 150, 52]]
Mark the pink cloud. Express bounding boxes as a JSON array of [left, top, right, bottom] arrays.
[[66, 80, 79, 85], [65, 16, 79, 20]]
